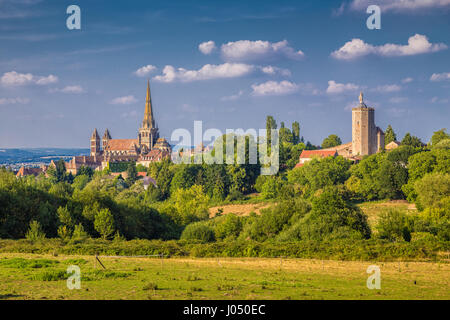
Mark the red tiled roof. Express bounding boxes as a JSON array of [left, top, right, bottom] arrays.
[[16, 167, 44, 177], [300, 150, 337, 159], [105, 139, 138, 151], [137, 172, 147, 177]]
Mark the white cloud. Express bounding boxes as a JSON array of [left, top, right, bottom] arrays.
[[1, 71, 33, 85], [153, 63, 254, 83], [1, 71, 59, 86], [251, 80, 299, 96], [430, 72, 450, 81], [259, 65, 291, 76], [199, 41, 216, 55], [0, 97, 30, 105], [50, 85, 84, 94], [134, 65, 157, 77], [326, 80, 359, 94], [331, 34, 447, 60], [349, 0, 450, 12], [60, 85, 84, 94], [111, 95, 137, 105], [331, 39, 374, 60], [221, 90, 244, 101], [402, 77, 414, 83], [221, 40, 304, 62], [35, 74, 58, 85], [372, 84, 402, 93]]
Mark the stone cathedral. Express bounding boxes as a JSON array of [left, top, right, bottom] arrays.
[[62, 81, 171, 175]]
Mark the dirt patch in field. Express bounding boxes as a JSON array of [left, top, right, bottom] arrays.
[[209, 202, 273, 218]]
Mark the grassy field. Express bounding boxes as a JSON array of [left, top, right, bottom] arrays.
[[358, 200, 417, 229], [0, 252, 448, 300]]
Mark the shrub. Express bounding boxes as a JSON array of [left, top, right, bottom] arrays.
[[289, 187, 371, 241], [57, 225, 72, 240], [226, 189, 244, 201], [240, 199, 311, 242], [25, 221, 46, 242], [181, 222, 215, 243], [213, 214, 243, 240], [72, 224, 89, 241], [376, 210, 412, 242]]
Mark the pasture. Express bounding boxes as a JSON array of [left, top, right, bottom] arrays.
[[0, 252, 448, 300]]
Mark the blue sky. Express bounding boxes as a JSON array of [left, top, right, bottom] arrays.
[[0, 0, 449, 148]]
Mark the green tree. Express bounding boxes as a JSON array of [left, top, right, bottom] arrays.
[[126, 162, 138, 186], [292, 121, 300, 144], [25, 220, 46, 241], [279, 124, 293, 144], [384, 125, 397, 146], [180, 222, 215, 243], [170, 165, 200, 194], [173, 185, 210, 224], [72, 223, 89, 241], [297, 187, 371, 240], [72, 174, 90, 190], [401, 133, 422, 148], [155, 160, 173, 200], [266, 115, 277, 145], [321, 134, 342, 148], [94, 208, 115, 239], [214, 214, 243, 240], [47, 160, 67, 183], [430, 128, 450, 147], [77, 166, 94, 178], [57, 225, 72, 240], [287, 156, 351, 197], [57, 206, 74, 228], [414, 173, 450, 210]]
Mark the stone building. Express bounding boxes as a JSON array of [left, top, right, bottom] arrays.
[[351, 92, 384, 156], [65, 81, 171, 174], [298, 92, 385, 168]]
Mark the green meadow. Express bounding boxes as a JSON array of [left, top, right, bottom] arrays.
[[0, 253, 448, 300]]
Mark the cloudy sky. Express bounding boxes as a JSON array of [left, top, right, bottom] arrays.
[[0, 0, 449, 148]]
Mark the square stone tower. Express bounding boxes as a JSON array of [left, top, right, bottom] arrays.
[[352, 92, 378, 156]]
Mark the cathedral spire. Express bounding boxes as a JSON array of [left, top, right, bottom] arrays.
[[91, 128, 99, 140], [142, 79, 155, 128]]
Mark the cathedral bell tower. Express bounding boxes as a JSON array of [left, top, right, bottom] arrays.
[[90, 128, 100, 156], [102, 129, 111, 151], [138, 80, 159, 152]]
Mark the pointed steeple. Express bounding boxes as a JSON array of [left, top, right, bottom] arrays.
[[103, 128, 111, 140], [142, 79, 155, 128], [91, 128, 99, 140]]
